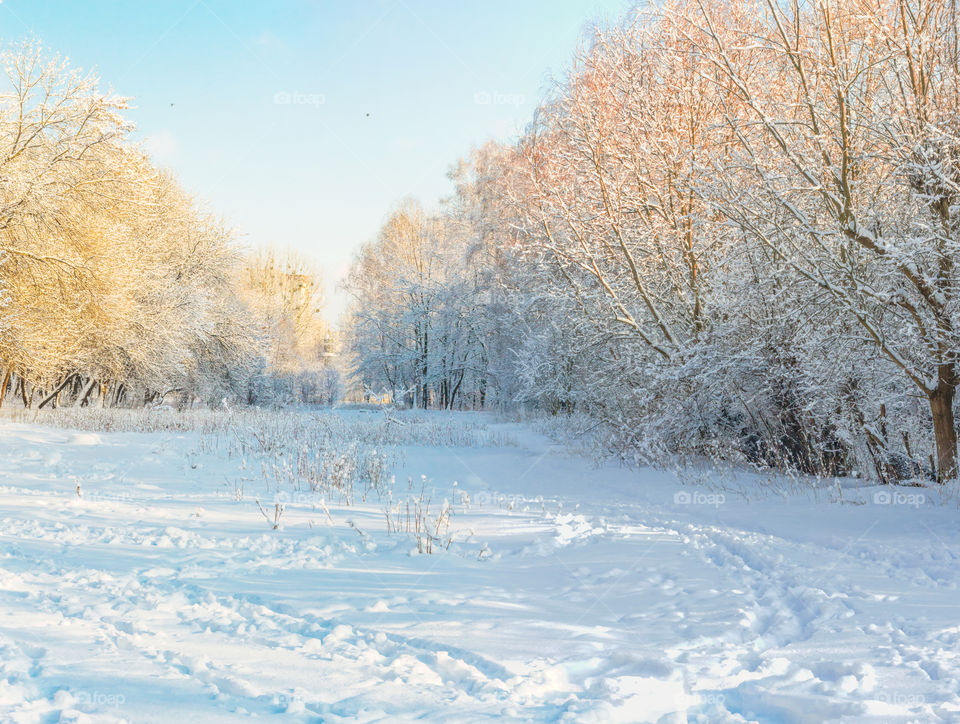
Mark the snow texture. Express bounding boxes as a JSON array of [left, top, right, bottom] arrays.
[[0, 412, 958, 722]]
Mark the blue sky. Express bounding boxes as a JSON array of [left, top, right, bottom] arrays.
[[1, 0, 629, 317]]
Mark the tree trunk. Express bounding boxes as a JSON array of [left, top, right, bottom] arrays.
[[19, 378, 33, 409], [0, 368, 10, 409], [929, 368, 957, 482], [98, 381, 111, 408], [75, 378, 98, 407], [449, 370, 464, 410], [38, 374, 77, 409]]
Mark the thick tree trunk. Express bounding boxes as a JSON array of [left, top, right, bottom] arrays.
[[0, 368, 10, 409], [19, 378, 32, 408], [929, 365, 957, 482], [37, 374, 77, 409], [75, 378, 98, 407]]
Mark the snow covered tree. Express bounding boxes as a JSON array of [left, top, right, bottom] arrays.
[[240, 248, 338, 406], [0, 43, 285, 410], [680, 0, 960, 480], [346, 0, 960, 482]]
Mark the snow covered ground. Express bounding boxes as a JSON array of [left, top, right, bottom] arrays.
[[0, 410, 958, 723]]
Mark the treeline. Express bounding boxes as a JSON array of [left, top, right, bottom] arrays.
[[346, 0, 960, 484], [0, 44, 337, 410]]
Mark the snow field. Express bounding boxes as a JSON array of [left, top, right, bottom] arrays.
[[0, 410, 958, 722]]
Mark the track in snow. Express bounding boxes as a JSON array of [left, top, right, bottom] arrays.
[[0, 414, 958, 722]]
